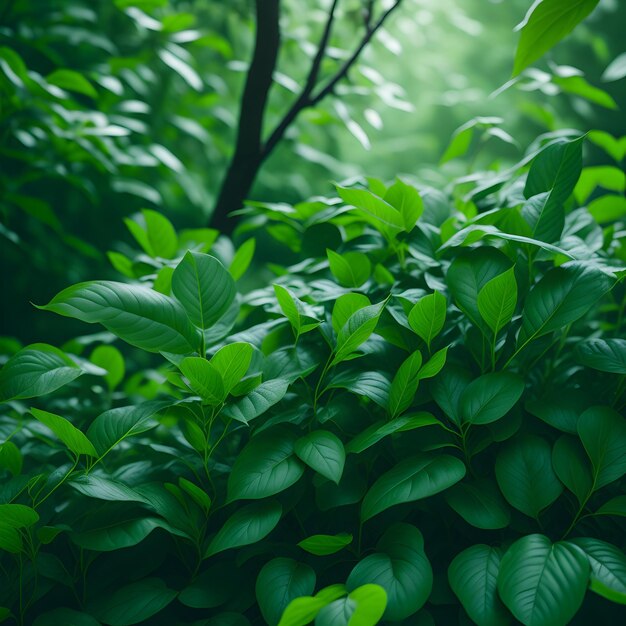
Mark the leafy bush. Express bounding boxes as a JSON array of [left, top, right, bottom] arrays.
[[1, 128, 626, 626]]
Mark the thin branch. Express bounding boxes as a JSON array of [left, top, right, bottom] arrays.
[[262, 0, 340, 158], [261, 0, 403, 160]]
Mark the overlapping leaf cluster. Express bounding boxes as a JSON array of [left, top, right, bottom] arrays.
[[1, 129, 625, 626]]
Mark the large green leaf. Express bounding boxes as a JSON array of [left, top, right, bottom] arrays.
[[459, 372, 524, 425], [209, 342, 254, 396], [518, 262, 614, 347], [337, 186, 404, 232], [39, 281, 199, 354], [361, 454, 466, 521], [430, 365, 473, 426], [346, 524, 432, 621], [171, 251, 236, 329], [256, 558, 316, 626], [575, 338, 626, 373], [205, 500, 282, 557], [569, 537, 626, 605], [513, 0, 601, 75], [315, 584, 387, 626], [227, 428, 305, 501], [31, 408, 97, 457], [497, 535, 589, 626], [0, 343, 84, 401], [327, 250, 371, 288], [294, 430, 345, 484], [495, 435, 562, 518], [388, 351, 423, 418], [446, 248, 512, 330], [448, 545, 510, 626], [90, 578, 177, 626], [87, 400, 170, 458], [577, 405, 626, 490], [0, 504, 39, 528]]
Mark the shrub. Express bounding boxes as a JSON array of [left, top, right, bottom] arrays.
[[0, 132, 625, 625]]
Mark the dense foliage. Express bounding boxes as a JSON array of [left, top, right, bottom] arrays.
[[1, 0, 626, 625]]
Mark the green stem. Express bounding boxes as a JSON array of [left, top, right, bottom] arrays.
[[313, 352, 334, 415]]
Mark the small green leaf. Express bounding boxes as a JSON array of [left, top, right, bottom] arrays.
[[180, 357, 224, 405], [298, 533, 353, 556], [46, 69, 97, 98], [327, 250, 371, 288], [230, 238, 256, 280], [206, 501, 282, 557], [333, 300, 386, 365], [90, 345, 125, 390], [383, 179, 423, 232], [172, 251, 236, 329], [552, 435, 592, 505], [222, 378, 290, 424], [209, 342, 253, 397], [31, 408, 97, 457], [575, 338, 626, 373], [460, 372, 524, 425], [388, 351, 422, 418], [295, 430, 345, 484], [408, 292, 447, 349], [477, 268, 517, 335], [0, 504, 39, 528], [315, 584, 387, 626], [445, 479, 511, 530], [332, 293, 371, 334]]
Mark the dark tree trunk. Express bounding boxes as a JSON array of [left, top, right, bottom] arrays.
[[211, 0, 280, 235]]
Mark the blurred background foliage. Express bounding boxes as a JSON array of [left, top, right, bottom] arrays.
[[1, 0, 625, 343]]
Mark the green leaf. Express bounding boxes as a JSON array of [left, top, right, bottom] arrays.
[[274, 285, 321, 337], [0, 441, 22, 476], [446, 248, 512, 331], [31, 408, 97, 457], [298, 533, 353, 556], [596, 496, 626, 517], [327, 250, 371, 288], [39, 281, 199, 354], [126, 209, 178, 259], [525, 390, 583, 433], [90, 578, 177, 626], [72, 517, 186, 551], [277, 586, 347, 626], [449, 545, 510, 626], [178, 477, 211, 513], [180, 356, 224, 405], [569, 537, 626, 605], [256, 558, 316, 626], [578, 405, 626, 490], [575, 338, 626, 373], [552, 435, 592, 505], [495, 435, 562, 518], [230, 238, 256, 281], [333, 300, 386, 365], [513, 0, 601, 75], [346, 524, 432, 621], [383, 179, 423, 232], [361, 454, 466, 521], [70, 474, 150, 504], [46, 69, 97, 98], [87, 400, 170, 458], [587, 194, 626, 223], [0, 504, 39, 528], [332, 293, 371, 334], [228, 428, 305, 500], [32, 608, 100, 626], [498, 535, 589, 626], [206, 500, 282, 557], [178, 562, 238, 609], [477, 268, 517, 335], [90, 345, 125, 390], [295, 430, 345, 484], [222, 378, 290, 424], [518, 262, 614, 347], [408, 292, 447, 349], [315, 584, 387, 626], [0, 523, 22, 553], [337, 186, 404, 232], [588, 130, 626, 162], [172, 251, 236, 329], [209, 342, 253, 396], [445, 479, 511, 530], [523, 137, 584, 242], [346, 413, 440, 454], [603, 52, 626, 82], [388, 351, 422, 418], [575, 165, 626, 204], [418, 346, 449, 380], [430, 365, 473, 426], [328, 371, 391, 409], [555, 74, 617, 109], [440, 122, 475, 163], [460, 372, 524, 425], [0, 343, 84, 401]]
